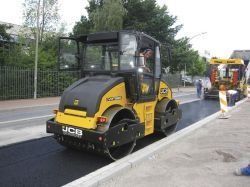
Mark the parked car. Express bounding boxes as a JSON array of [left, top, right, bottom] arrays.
[[182, 77, 193, 85]]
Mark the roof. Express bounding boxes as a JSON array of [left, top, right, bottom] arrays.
[[210, 58, 244, 65], [0, 21, 34, 40], [76, 30, 160, 44], [230, 50, 250, 62]]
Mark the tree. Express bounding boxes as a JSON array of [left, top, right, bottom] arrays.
[[71, 0, 204, 75], [0, 24, 12, 41], [188, 57, 206, 76], [71, 0, 103, 36], [71, 15, 93, 36], [71, 0, 126, 35], [0, 24, 12, 66], [90, 0, 126, 32], [122, 0, 181, 68], [23, 0, 59, 42]]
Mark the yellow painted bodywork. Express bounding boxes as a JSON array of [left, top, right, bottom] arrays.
[[133, 101, 156, 135], [56, 111, 96, 129], [64, 109, 86, 117], [158, 81, 172, 101], [56, 83, 127, 129], [55, 80, 173, 136], [210, 58, 244, 65], [132, 80, 173, 136]]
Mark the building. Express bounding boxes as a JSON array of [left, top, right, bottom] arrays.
[[0, 21, 34, 43], [230, 50, 250, 81], [0, 21, 34, 65], [230, 50, 250, 66]]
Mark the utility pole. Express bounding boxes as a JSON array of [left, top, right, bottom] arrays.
[[34, 0, 40, 99]]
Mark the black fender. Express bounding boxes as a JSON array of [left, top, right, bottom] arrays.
[[97, 106, 137, 132], [97, 106, 144, 147]]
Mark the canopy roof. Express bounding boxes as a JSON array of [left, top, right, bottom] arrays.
[[210, 58, 244, 65]]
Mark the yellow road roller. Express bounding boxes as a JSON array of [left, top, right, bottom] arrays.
[[46, 31, 182, 160]]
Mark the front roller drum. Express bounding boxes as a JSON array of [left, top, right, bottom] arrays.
[[103, 119, 143, 160], [47, 119, 144, 160], [155, 107, 182, 136]]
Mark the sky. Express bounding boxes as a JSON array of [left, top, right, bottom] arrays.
[[0, 0, 249, 58]]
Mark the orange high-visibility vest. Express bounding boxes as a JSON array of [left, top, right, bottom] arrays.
[[232, 71, 238, 86], [211, 69, 217, 84]]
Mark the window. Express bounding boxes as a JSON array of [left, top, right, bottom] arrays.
[[83, 43, 119, 71], [59, 39, 78, 70], [120, 34, 137, 70]]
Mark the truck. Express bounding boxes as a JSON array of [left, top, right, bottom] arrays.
[[204, 58, 247, 100], [46, 30, 182, 160]]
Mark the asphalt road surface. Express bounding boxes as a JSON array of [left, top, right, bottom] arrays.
[[0, 97, 220, 187]]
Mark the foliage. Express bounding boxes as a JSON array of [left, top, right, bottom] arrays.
[[188, 57, 206, 76], [0, 24, 12, 41], [37, 33, 58, 69], [71, 15, 93, 36], [1, 0, 206, 76], [72, 0, 195, 73], [0, 24, 12, 65], [90, 0, 126, 32], [122, 0, 182, 69], [170, 37, 206, 75], [72, 0, 125, 35], [23, 0, 59, 42], [1, 33, 59, 69]]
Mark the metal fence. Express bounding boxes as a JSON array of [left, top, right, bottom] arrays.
[[0, 66, 181, 101], [0, 66, 80, 100], [162, 73, 182, 88]]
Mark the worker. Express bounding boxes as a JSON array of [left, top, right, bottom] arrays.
[[227, 90, 237, 106], [196, 79, 203, 98], [138, 48, 154, 94], [139, 48, 153, 72], [235, 164, 250, 176]]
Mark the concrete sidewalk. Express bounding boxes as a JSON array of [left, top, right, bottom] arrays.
[[100, 101, 250, 187], [172, 86, 195, 93], [0, 97, 60, 111]]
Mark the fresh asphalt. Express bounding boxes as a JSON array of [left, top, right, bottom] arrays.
[[0, 98, 220, 187]]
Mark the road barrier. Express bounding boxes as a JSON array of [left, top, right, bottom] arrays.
[[219, 91, 229, 119]]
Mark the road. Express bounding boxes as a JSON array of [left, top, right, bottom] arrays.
[[0, 105, 56, 147], [0, 92, 220, 186]]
